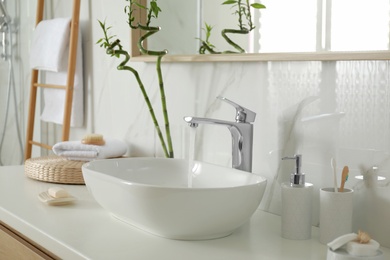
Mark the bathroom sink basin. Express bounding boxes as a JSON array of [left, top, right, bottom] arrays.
[[82, 157, 267, 240]]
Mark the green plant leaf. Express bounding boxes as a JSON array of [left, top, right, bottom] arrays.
[[98, 20, 105, 30], [222, 0, 237, 5], [150, 1, 162, 18], [205, 23, 213, 31], [251, 3, 266, 9]]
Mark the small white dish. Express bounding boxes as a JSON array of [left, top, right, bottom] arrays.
[[38, 191, 75, 206], [326, 248, 384, 260]]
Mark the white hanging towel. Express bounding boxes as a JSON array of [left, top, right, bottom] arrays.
[[30, 17, 84, 127], [30, 17, 71, 72]]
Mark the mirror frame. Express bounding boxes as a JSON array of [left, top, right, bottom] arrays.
[[130, 1, 390, 62]]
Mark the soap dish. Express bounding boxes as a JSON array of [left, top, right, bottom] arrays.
[[38, 191, 76, 206]]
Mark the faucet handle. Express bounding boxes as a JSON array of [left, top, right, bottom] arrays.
[[217, 96, 256, 123]]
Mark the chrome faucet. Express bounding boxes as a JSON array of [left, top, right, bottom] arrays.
[[184, 96, 256, 172]]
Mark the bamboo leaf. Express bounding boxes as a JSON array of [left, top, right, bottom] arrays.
[[251, 3, 266, 9], [98, 20, 105, 30], [222, 0, 237, 5], [150, 1, 162, 18]]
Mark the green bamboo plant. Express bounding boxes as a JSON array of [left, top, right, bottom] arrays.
[[97, 0, 174, 158], [199, 0, 266, 54]]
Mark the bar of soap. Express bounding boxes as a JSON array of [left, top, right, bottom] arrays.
[[48, 187, 70, 198], [346, 240, 380, 257]]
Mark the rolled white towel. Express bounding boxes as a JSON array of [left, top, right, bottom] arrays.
[[52, 139, 127, 161]]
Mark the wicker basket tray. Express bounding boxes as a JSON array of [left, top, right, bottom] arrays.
[[25, 155, 86, 185]]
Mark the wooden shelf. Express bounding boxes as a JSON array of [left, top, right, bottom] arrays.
[[131, 51, 390, 63]]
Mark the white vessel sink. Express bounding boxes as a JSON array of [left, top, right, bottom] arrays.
[[82, 158, 267, 240]]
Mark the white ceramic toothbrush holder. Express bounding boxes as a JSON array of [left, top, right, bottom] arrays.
[[320, 188, 354, 244]]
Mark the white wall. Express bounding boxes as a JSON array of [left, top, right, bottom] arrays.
[[6, 0, 390, 247]]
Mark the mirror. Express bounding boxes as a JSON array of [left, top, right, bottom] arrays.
[[137, 0, 258, 55], [131, 0, 390, 61]]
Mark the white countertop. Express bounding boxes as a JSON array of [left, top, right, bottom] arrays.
[[0, 165, 388, 260]]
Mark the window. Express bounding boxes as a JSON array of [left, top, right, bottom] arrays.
[[258, 0, 390, 53]]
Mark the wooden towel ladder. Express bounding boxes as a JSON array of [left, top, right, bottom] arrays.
[[25, 0, 81, 160]]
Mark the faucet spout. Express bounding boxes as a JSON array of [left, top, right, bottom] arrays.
[[185, 116, 237, 128], [184, 116, 254, 172]]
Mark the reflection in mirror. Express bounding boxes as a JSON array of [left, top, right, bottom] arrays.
[[142, 0, 390, 56], [146, 0, 202, 55], [147, 0, 259, 55]]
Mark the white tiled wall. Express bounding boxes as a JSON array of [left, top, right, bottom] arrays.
[[1, 0, 389, 248]]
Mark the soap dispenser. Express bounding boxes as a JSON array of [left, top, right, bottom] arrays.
[[281, 154, 313, 240]]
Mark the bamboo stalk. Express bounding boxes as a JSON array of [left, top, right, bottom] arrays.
[[97, 0, 175, 158], [221, 29, 249, 53], [156, 55, 174, 158], [106, 40, 170, 158]]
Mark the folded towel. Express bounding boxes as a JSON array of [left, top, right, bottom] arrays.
[[35, 18, 84, 127], [52, 139, 128, 161], [30, 18, 71, 72]]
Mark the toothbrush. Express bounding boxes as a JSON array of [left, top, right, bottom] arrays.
[[331, 158, 338, 192], [339, 166, 349, 192]]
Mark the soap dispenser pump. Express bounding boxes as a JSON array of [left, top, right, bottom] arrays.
[[281, 154, 313, 240]]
